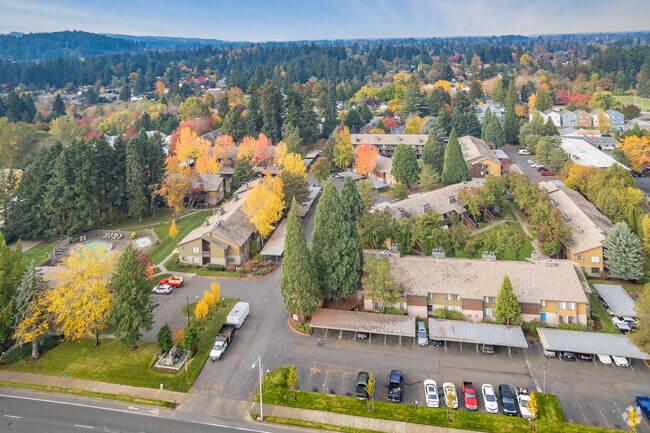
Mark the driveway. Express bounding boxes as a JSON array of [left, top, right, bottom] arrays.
[[501, 146, 558, 182]]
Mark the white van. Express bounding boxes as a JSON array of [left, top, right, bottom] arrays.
[[417, 321, 428, 346], [227, 301, 250, 329]]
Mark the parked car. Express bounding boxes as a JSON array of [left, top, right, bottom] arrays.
[[159, 276, 184, 287], [499, 384, 518, 416], [560, 351, 576, 360], [431, 339, 444, 347], [576, 353, 593, 361], [597, 354, 612, 365], [417, 321, 428, 346], [531, 163, 542, 168], [462, 381, 478, 410], [537, 166, 549, 172], [443, 382, 459, 409], [152, 284, 173, 295], [424, 379, 439, 408], [518, 148, 531, 155], [480, 344, 495, 354], [357, 332, 369, 340], [355, 372, 369, 400], [612, 355, 630, 367], [613, 321, 631, 334], [516, 387, 535, 420], [612, 316, 637, 325], [387, 370, 404, 403], [482, 384, 499, 414], [540, 171, 554, 176], [542, 347, 557, 358], [210, 337, 228, 361], [527, 158, 537, 164]]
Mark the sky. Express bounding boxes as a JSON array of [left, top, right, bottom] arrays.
[[0, 0, 649, 42]]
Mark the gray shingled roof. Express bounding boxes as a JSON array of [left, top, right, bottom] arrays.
[[428, 319, 527, 348], [593, 284, 637, 317], [459, 136, 500, 164], [310, 309, 416, 337], [538, 328, 649, 359]]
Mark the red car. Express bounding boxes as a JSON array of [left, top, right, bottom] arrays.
[[159, 276, 184, 287], [540, 171, 554, 176], [462, 381, 478, 410]]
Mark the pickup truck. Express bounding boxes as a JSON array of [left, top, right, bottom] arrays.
[[387, 370, 403, 403], [462, 381, 478, 410], [159, 275, 184, 287], [209, 324, 236, 361], [636, 396, 650, 421], [354, 372, 369, 400]]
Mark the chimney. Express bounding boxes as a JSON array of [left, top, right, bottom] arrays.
[[482, 251, 496, 262], [576, 225, 583, 235], [448, 195, 456, 204], [423, 203, 430, 213], [530, 251, 540, 260], [431, 248, 446, 259], [545, 259, 557, 267]]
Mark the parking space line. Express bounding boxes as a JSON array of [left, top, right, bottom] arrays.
[[323, 371, 329, 393], [574, 396, 588, 424], [593, 400, 610, 428]]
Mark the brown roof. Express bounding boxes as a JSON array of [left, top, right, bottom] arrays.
[[310, 309, 416, 337], [458, 136, 501, 165]]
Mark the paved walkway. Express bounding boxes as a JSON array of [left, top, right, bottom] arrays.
[[256, 403, 478, 433], [508, 202, 546, 258], [471, 218, 508, 235], [0, 370, 186, 405]]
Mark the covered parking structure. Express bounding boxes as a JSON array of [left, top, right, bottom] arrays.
[[310, 309, 416, 346], [538, 328, 650, 360], [428, 318, 528, 355], [593, 284, 637, 317], [260, 218, 287, 263]]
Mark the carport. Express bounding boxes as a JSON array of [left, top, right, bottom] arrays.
[[428, 318, 528, 355], [538, 328, 650, 360], [310, 309, 416, 346], [593, 284, 637, 317], [260, 218, 286, 263]]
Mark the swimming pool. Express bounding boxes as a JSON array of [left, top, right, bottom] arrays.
[[76, 241, 113, 256]]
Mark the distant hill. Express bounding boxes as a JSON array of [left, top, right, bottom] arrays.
[[106, 34, 240, 50], [0, 31, 144, 62]]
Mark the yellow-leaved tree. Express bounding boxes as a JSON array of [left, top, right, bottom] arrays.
[[155, 174, 192, 215], [203, 290, 216, 310], [211, 283, 221, 309], [274, 141, 288, 167], [46, 245, 118, 346], [194, 299, 209, 326], [242, 171, 285, 241], [281, 153, 307, 179], [621, 136, 650, 172], [169, 219, 179, 238]]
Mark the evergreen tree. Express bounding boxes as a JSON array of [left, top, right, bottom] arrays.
[[320, 91, 338, 138], [534, 88, 553, 111], [441, 129, 471, 186], [20, 93, 36, 121], [604, 222, 645, 281], [468, 79, 484, 101], [391, 143, 419, 187], [451, 106, 467, 137], [109, 245, 155, 348], [245, 82, 263, 137], [67, 140, 101, 235], [52, 93, 65, 117], [466, 109, 482, 138], [437, 63, 453, 81], [0, 233, 22, 344], [491, 79, 506, 103], [280, 170, 310, 206], [340, 176, 364, 221], [144, 65, 156, 90], [481, 108, 493, 140], [495, 274, 522, 326], [543, 118, 559, 136], [282, 123, 304, 155], [420, 116, 447, 142], [133, 68, 146, 95], [311, 179, 360, 300], [418, 164, 441, 191], [4, 91, 26, 123], [357, 104, 373, 124], [144, 134, 166, 218], [422, 130, 444, 173], [280, 199, 319, 319], [343, 108, 364, 132], [439, 108, 453, 135], [504, 102, 520, 145], [483, 112, 506, 147], [119, 84, 131, 102], [429, 88, 448, 115], [126, 138, 148, 223], [13, 262, 48, 358], [376, 118, 386, 132], [221, 106, 246, 142], [260, 79, 283, 143], [401, 76, 428, 117], [218, 94, 230, 119], [232, 158, 256, 188], [184, 326, 199, 353], [505, 80, 519, 106], [157, 323, 173, 353]]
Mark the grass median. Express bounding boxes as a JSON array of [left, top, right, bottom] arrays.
[[164, 253, 239, 277], [21, 241, 55, 267], [0, 298, 236, 393], [260, 367, 621, 433], [147, 210, 213, 265]]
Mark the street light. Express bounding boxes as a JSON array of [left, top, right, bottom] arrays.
[[252, 355, 263, 420], [185, 297, 190, 326]]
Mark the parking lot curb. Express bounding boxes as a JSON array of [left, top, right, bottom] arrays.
[[195, 264, 281, 281], [288, 315, 312, 336]]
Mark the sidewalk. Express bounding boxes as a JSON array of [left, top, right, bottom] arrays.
[[508, 202, 546, 258], [0, 370, 186, 405], [256, 403, 479, 433]]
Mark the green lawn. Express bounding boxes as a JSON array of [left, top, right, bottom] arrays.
[[0, 298, 236, 392], [109, 208, 190, 231], [163, 254, 239, 278], [588, 279, 646, 294], [614, 95, 650, 108], [147, 210, 213, 265], [261, 367, 621, 433], [21, 241, 55, 267], [454, 223, 533, 261], [499, 205, 515, 219], [588, 294, 619, 334]]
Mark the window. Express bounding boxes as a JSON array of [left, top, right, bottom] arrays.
[[192, 247, 200, 253], [540, 300, 546, 308], [374, 302, 380, 310], [591, 267, 601, 274], [483, 308, 494, 317], [181, 256, 188, 262], [182, 246, 187, 251], [590, 256, 600, 263], [490, 297, 496, 304], [428, 293, 434, 300], [567, 302, 575, 311], [427, 304, 433, 312], [559, 315, 567, 324], [192, 257, 200, 264], [479, 171, 484, 176], [483, 296, 489, 303], [486, 171, 490, 175], [558, 301, 566, 310], [400, 302, 407, 310], [577, 255, 584, 260], [445, 305, 461, 313], [568, 315, 576, 324]]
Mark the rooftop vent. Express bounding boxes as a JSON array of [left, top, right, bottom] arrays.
[[423, 203, 430, 212], [562, 212, 571, 222], [530, 251, 540, 260], [398, 208, 405, 219], [576, 225, 584, 235], [545, 259, 557, 267], [448, 195, 456, 204], [431, 248, 446, 259], [482, 251, 496, 262], [219, 207, 225, 215], [550, 198, 557, 207]]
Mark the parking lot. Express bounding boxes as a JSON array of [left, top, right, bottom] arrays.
[[501, 145, 555, 182]]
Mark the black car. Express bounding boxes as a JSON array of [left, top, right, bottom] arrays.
[[537, 166, 549, 172], [355, 372, 369, 400], [431, 340, 444, 347], [387, 370, 404, 403], [498, 384, 518, 416], [576, 353, 593, 361], [561, 351, 576, 360]]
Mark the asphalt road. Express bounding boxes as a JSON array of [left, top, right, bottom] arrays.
[[501, 145, 557, 182], [0, 388, 300, 433]]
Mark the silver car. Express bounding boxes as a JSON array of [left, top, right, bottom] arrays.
[[152, 284, 173, 295], [482, 384, 499, 414]]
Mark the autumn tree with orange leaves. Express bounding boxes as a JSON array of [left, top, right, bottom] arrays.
[[621, 136, 650, 172], [253, 134, 274, 166], [355, 143, 379, 175], [242, 171, 285, 241]]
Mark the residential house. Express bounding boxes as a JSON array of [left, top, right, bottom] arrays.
[[364, 254, 590, 326], [582, 135, 620, 155], [559, 109, 577, 127], [544, 110, 562, 126], [458, 136, 502, 178], [188, 174, 230, 207], [605, 110, 624, 131], [539, 181, 612, 276], [177, 182, 258, 267], [350, 134, 428, 159], [560, 137, 625, 170], [529, 109, 540, 122], [575, 109, 593, 128], [366, 154, 396, 187], [473, 102, 505, 125], [589, 110, 600, 128]]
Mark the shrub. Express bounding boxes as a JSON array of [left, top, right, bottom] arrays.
[[206, 264, 225, 271], [436, 308, 465, 320], [183, 326, 199, 354], [157, 324, 173, 353], [384, 307, 406, 315], [523, 320, 546, 340], [252, 267, 271, 277], [250, 240, 261, 256], [558, 322, 593, 332]]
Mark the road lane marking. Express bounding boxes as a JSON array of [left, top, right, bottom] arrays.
[[4, 415, 22, 419], [574, 395, 588, 424], [74, 424, 94, 429], [0, 394, 273, 433]]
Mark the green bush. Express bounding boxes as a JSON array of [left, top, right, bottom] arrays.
[[206, 264, 225, 271], [558, 322, 593, 332], [250, 240, 261, 256], [436, 308, 465, 320], [523, 320, 546, 340], [183, 326, 199, 354], [0, 335, 62, 365], [384, 307, 406, 315], [252, 267, 271, 277]]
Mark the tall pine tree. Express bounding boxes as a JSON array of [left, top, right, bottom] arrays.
[[422, 130, 444, 173], [504, 102, 520, 145], [391, 143, 419, 188], [260, 79, 284, 143], [13, 262, 48, 358], [126, 138, 148, 223], [441, 129, 471, 186], [245, 81, 263, 137], [340, 176, 364, 220]]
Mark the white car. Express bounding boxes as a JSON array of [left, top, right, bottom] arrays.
[[515, 387, 535, 420], [152, 284, 173, 295], [482, 384, 499, 414], [531, 163, 542, 168], [612, 316, 636, 324], [518, 148, 531, 155], [612, 355, 630, 367], [542, 347, 556, 358], [443, 382, 459, 409], [596, 354, 612, 365], [424, 380, 439, 408]]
